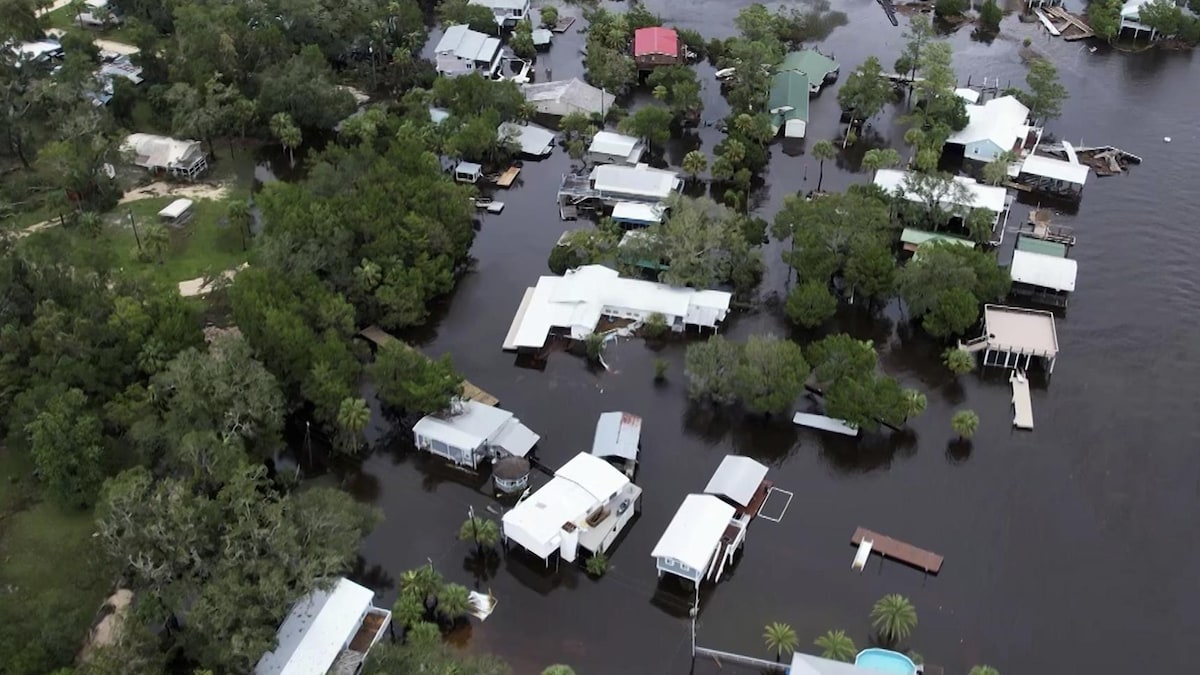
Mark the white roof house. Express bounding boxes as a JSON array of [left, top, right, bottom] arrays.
[[590, 164, 682, 201], [611, 201, 666, 226], [502, 264, 732, 350], [255, 578, 391, 675], [1010, 250, 1078, 292], [13, 39, 63, 62], [587, 131, 647, 165], [651, 494, 736, 583], [499, 122, 556, 156], [873, 169, 1008, 214], [946, 95, 1037, 162], [523, 78, 615, 117], [1018, 154, 1089, 186], [703, 455, 768, 508], [470, 0, 530, 25], [123, 133, 208, 179], [503, 452, 641, 561], [412, 400, 540, 469], [434, 25, 502, 77]]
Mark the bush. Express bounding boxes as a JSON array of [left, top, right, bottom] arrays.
[[642, 312, 669, 339], [654, 358, 669, 381], [942, 347, 975, 376], [785, 281, 838, 328], [676, 27, 706, 59], [978, 0, 1002, 31], [540, 5, 559, 27], [585, 551, 609, 576], [584, 332, 605, 362], [935, 0, 967, 17]]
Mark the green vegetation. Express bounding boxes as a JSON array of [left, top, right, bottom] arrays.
[[837, 56, 893, 129], [943, 347, 976, 375], [585, 551, 610, 576], [542, 666, 577, 675], [898, 242, 1011, 338], [1137, 0, 1200, 43], [370, 342, 465, 415], [786, 279, 839, 328], [935, 0, 968, 18], [683, 149, 708, 181], [807, 334, 910, 431], [643, 312, 669, 338], [810, 139, 839, 192], [540, 5, 560, 28], [952, 409, 981, 439], [654, 358, 670, 381], [648, 65, 704, 123], [814, 629, 857, 662], [686, 334, 810, 415], [763, 621, 800, 660], [459, 515, 502, 553], [968, 666, 1001, 675], [977, 0, 1003, 33], [871, 594, 919, 644]]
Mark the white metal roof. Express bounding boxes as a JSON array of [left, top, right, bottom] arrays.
[[983, 304, 1059, 357], [14, 40, 63, 60], [588, 131, 642, 158], [591, 412, 642, 461], [792, 412, 859, 436], [703, 455, 768, 507], [1019, 154, 1089, 185], [471, 0, 527, 9], [947, 95, 1031, 152], [611, 201, 665, 224], [254, 578, 373, 675], [499, 122, 556, 156], [158, 198, 193, 219], [522, 78, 615, 116], [1121, 0, 1154, 18], [650, 494, 735, 571], [503, 265, 732, 349], [123, 133, 203, 170], [502, 453, 631, 558], [873, 169, 1008, 214], [954, 87, 981, 104], [411, 400, 515, 449], [790, 652, 890, 675], [1010, 250, 1078, 292], [492, 419, 540, 458], [590, 164, 680, 200], [434, 25, 500, 63]]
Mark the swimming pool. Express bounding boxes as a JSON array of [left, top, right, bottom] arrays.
[[854, 648, 918, 675]]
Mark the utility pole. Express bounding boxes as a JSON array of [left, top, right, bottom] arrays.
[[128, 209, 142, 252]]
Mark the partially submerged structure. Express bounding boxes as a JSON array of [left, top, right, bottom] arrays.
[[123, 133, 208, 180], [899, 227, 975, 255], [254, 578, 391, 675], [523, 78, 615, 117], [1014, 153, 1089, 199], [411, 400, 540, 470], [433, 25, 502, 78], [586, 131, 646, 166], [1008, 247, 1078, 308], [962, 305, 1060, 373], [502, 452, 642, 564], [557, 163, 682, 214], [502, 264, 732, 351], [946, 95, 1041, 164], [590, 412, 642, 477], [610, 201, 666, 228], [469, 0, 530, 28], [767, 70, 810, 139], [776, 49, 840, 92], [632, 27, 682, 69], [873, 169, 1010, 244], [454, 161, 483, 183], [499, 121, 556, 156]]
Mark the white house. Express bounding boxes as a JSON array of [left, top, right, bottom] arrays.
[[499, 121, 556, 156], [412, 399, 540, 469], [255, 578, 391, 675], [873, 168, 1010, 244], [946, 95, 1041, 163], [433, 25, 502, 77], [123, 133, 208, 180], [1119, 0, 1162, 38], [523, 78, 615, 117], [586, 131, 646, 165], [502, 264, 732, 351], [502, 452, 642, 564], [1008, 249, 1078, 307], [469, 0, 530, 27], [651, 494, 737, 585]]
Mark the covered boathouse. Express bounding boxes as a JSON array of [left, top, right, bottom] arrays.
[[961, 305, 1060, 374]]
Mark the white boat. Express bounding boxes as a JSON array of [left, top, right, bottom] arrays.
[[714, 67, 737, 80]]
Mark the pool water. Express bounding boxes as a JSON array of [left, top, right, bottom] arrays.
[[854, 648, 918, 675]]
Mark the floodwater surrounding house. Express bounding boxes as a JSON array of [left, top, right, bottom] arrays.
[[945, 95, 1042, 164], [633, 26, 682, 69], [522, 78, 615, 117], [590, 411, 642, 477], [873, 168, 1011, 244], [586, 131, 647, 165], [433, 25, 502, 77], [412, 399, 540, 469], [499, 121, 557, 157], [254, 578, 391, 675], [470, 0, 530, 28], [502, 452, 643, 564], [501, 264, 732, 351], [768, 70, 810, 139], [776, 49, 840, 92], [1008, 246, 1078, 308], [962, 304, 1060, 373]]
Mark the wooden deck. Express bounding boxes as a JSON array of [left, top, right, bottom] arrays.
[[851, 527, 944, 574], [736, 480, 774, 519], [358, 326, 499, 406], [496, 166, 521, 188], [1010, 371, 1034, 429]]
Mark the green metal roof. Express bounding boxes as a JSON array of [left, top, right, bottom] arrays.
[[1016, 236, 1068, 258], [901, 228, 975, 248], [777, 50, 840, 79], [768, 71, 809, 125]]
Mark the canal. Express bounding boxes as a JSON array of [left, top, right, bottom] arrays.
[[342, 2, 1200, 673]]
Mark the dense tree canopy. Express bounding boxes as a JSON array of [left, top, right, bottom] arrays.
[[369, 342, 464, 415], [686, 334, 809, 414], [807, 334, 909, 431], [897, 242, 1011, 338]]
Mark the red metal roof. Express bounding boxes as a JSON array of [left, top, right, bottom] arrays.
[[633, 27, 679, 58]]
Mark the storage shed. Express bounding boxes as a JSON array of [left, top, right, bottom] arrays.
[[412, 400, 540, 470]]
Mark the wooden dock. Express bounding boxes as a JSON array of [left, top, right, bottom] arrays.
[[851, 527, 944, 574], [1010, 371, 1034, 430], [496, 166, 520, 188], [1041, 6, 1094, 40], [550, 16, 576, 33], [358, 326, 499, 406]]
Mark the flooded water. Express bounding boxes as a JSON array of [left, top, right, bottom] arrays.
[[345, 3, 1200, 673]]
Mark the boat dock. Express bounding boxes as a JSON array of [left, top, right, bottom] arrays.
[[496, 166, 521, 188], [875, 0, 898, 26], [1010, 371, 1034, 429], [1039, 6, 1094, 40], [358, 326, 499, 406], [850, 527, 944, 574], [550, 16, 576, 33]]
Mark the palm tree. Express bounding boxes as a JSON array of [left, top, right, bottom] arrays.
[[270, 112, 302, 167], [78, 211, 104, 237], [226, 200, 253, 251], [335, 397, 370, 452], [541, 667, 576, 675], [436, 582, 472, 623], [682, 150, 708, 183], [982, 150, 1018, 186], [392, 592, 425, 632], [942, 347, 975, 376], [814, 629, 857, 662], [400, 564, 444, 608], [951, 409, 980, 439], [763, 622, 799, 661], [810, 140, 838, 192], [968, 667, 1000, 675], [861, 148, 900, 180], [458, 515, 500, 553], [871, 594, 918, 644], [902, 389, 927, 421], [143, 222, 169, 264]]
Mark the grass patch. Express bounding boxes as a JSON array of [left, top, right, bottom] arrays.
[[0, 448, 113, 674], [44, 8, 142, 45]]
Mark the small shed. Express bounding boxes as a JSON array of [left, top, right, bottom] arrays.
[[158, 198, 194, 226], [1008, 250, 1077, 307], [651, 494, 736, 585], [591, 412, 642, 477], [611, 201, 665, 228], [703, 455, 768, 509], [587, 131, 646, 165], [633, 27, 682, 68], [455, 161, 483, 183], [768, 71, 810, 139]]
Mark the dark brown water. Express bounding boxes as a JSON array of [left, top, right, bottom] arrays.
[[348, 3, 1200, 673]]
